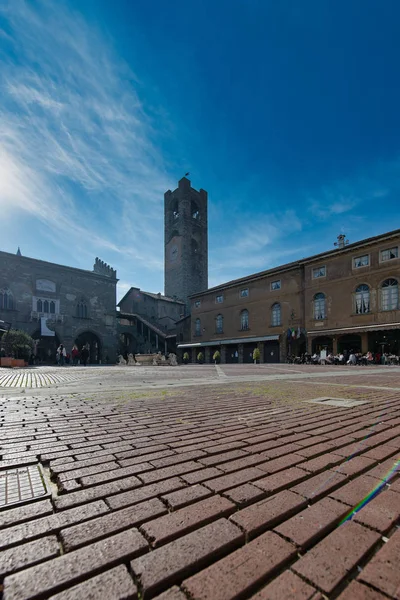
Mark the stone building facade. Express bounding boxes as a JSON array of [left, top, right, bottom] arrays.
[[117, 287, 185, 356], [164, 177, 208, 308], [0, 251, 118, 363], [178, 229, 400, 363]]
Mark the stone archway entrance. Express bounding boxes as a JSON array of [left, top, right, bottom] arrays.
[[311, 336, 333, 354], [75, 331, 101, 364], [337, 334, 362, 354]]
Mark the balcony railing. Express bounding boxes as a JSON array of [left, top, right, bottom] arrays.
[[30, 311, 64, 323]]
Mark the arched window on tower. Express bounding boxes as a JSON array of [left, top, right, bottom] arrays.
[[172, 200, 179, 220], [314, 293, 326, 320], [381, 279, 399, 311], [195, 318, 201, 336], [216, 314, 223, 334], [49, 301, 56, 314], [43, 300, 49, 313], [271, 303, 281, 326], [240, 309, 249, 330], [191, 200, 200, 220], [355, 284, 370, 314], [76, 301, 88, 319], [37, 299, 43, 313], [0, 288, 13, 310]]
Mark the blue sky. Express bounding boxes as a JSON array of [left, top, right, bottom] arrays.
[[1, 0, 400, 300]]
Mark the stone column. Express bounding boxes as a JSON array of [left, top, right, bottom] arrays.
[[279, 335, 286, 363], [258, 342, 265, 363], [361, 332, 368, 353], [205, 346, 211, 364], [238, 344, 244, 364], [220, 345, 226, 364]]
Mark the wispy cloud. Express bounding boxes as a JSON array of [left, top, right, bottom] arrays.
[[0, 0, 171, 271], [307, 178, 390, 220]]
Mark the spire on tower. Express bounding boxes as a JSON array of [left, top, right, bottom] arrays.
[[16, 247, 21, 256]]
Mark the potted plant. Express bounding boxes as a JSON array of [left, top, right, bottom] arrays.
[[253, 347, 261, 365], [213, 350, 221, 364], [183, 352, 189, 364], [197, 351, 204, 364]]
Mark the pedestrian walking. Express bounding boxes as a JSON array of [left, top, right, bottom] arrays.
[[81, 345, 89, 366], [57, 344, 66, 366], [71, 345, 79, 365]]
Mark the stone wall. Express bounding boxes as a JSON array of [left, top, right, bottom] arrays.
[[0, 251, 117, 363]]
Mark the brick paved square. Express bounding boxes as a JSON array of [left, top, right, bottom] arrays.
[[1, 364, 399, 598]]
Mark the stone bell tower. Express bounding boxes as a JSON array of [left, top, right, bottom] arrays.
[[164, 177, 208, 307]]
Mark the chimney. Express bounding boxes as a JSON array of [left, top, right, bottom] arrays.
[[334, 234, 349, 249]]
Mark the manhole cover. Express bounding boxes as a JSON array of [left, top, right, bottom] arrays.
[[304, 397, 369, 407], [0, 465, 49, 509]]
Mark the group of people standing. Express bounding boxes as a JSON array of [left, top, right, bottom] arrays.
[[56, 344, 89, 366]]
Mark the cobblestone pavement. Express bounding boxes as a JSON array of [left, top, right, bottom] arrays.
[[0, 366, 399, 599]]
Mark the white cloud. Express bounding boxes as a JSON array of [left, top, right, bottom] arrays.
[[0, 0, 171, 272]]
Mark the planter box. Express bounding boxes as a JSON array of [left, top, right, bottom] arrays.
[[11, 359, 25, 368], [0, 357, 12, 367]]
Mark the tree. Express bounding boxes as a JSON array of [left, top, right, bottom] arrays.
[[1, 329, 35, 360], [253, 347, 261, 364], [212, 350, 221, 364], [183, 352, 190, 364], [197, 351, 204, 364]]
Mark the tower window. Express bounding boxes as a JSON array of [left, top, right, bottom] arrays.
[[191, 200, 200, 220], [172, 200, 179, 220], [215, 314, 223, 333]]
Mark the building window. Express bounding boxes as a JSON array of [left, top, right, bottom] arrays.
[[191, 200, 200, 220], [216, 295, 224, 304], [381, 279, 399, 311], [194, 300, 201, 308], [76, 301, 88, 319], [0, 289, 13, 310], [314, 293, 326, 320], [355, 284, 370, 314], [271, 280, 281, 291], [37, 299, 43, 312], [195, 318, 201, 336], [381, 247, 399, 262], [49, 301, 56, 314], [312, 266, 326, 279], [240, 309, 249, 330], [172, 200, 179, 220], [271, 303, 281, 326], [353, 255, 369, 268], [216, 314, 223, 334], [240, 288, 249, 298]]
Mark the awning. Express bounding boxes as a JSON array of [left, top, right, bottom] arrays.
[[308, 322, 400, 336], [178, 334, 280, 349]]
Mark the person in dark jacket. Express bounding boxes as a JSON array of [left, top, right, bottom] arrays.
[[80, 345, 89, 366]]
